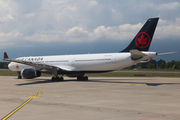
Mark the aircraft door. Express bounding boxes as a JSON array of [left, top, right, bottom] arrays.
[[111, 54, 116, 64], [71, 57, 75, 65]]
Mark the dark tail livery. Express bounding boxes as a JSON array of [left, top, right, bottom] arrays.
[[121, 18, 159, 52]]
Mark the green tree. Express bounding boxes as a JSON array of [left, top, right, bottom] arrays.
[[4, 62, 9, 69], [149, 59, 157, 69], [174, 61, 180, 69], [157, 59, 166, 68], [148, 63, 155, 69], [0, 62, 10, 69], [166, 60, 176, 69], [139, 63, 148, 68], [159, 62, 166, 69]]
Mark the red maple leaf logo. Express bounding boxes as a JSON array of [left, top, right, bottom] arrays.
[[135, 32, 150, 49], [16, 65, 19, 69], [138, 34, 147, 45]]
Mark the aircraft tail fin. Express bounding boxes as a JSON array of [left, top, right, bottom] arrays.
[[121, 18, 159, 52], [3, 52, 9, 60]]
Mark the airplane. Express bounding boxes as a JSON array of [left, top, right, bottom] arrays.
[[3, 17, 170, 81]]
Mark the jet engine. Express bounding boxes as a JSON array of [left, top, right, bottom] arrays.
[[21, 68, 41, 79]]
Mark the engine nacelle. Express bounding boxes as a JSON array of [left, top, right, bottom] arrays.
[[21, 68, 41, 79]]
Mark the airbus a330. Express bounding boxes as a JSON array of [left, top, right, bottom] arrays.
[[3, 18, 172, 81]]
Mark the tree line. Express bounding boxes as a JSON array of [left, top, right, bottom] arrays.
[[126, 59, 180, 70], [0, 62, 9, 69]]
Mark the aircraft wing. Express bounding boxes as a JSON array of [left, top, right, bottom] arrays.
[[3, 52, 68, 71]]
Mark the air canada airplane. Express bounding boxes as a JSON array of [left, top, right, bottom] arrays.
[[3, 17, 172, 81]]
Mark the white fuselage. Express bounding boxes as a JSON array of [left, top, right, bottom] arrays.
[[8, 52, 157, 73]]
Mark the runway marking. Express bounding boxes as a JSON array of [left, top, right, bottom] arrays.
[[29, 90, 43, 98], [1, 90, 42, 120], [30, 92, 45, 95], [139, 113, 180, 120]]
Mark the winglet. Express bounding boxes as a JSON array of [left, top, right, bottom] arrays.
[[3, 52, 9, 59]]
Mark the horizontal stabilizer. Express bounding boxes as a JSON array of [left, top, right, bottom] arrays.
[[157, 52, 177, 56], [130, 49, 147, 60]]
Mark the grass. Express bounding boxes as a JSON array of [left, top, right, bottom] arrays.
[[0, 69, 17, 76], [0, 69, 179, 77]]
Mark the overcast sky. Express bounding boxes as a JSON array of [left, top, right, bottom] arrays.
[[0, 0, 180, 62]]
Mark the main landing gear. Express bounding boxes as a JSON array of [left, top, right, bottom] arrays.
[[77, 76, 88, 81], [51, 76, 64, 82], [51, 71, 64, 82], [18, 76, 22, 79], [17, 72, 22, 79]]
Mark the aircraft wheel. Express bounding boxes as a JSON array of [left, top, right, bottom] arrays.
[[60, 77, 64, 81], [77, 76, 88, 81], [52, 77, 58, 81], [77, 76, 82, 81], [18, 76, 22, 79], [52, 77, 64, 81], [77, 76, 79, 80], [84, 76, 88, 81]]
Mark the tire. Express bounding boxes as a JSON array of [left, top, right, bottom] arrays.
[[77, 76, 82, 81], [60, 77, 64, 81], [77, 76, 88, 81], [52, 77, 56, 81], [84, 76, 88, 81], [18, 76, 22, 79]]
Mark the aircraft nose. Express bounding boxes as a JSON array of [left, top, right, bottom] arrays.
[[8, 62, 14, 71], [8, 62, 12, 69]]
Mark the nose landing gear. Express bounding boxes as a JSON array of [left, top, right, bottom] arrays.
[[17, 72, 22, 79]]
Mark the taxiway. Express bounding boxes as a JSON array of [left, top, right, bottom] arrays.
[[0, 76, 180, 120]]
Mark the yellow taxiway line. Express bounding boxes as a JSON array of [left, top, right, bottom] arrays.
[[2, 90, 42, 120]]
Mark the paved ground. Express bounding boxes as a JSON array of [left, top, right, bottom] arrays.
[[0, 76, 180, 120]]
